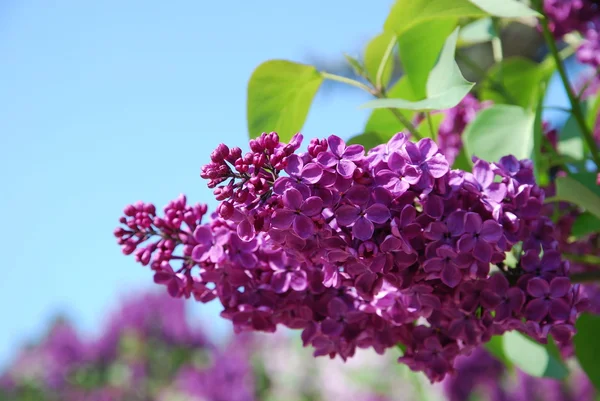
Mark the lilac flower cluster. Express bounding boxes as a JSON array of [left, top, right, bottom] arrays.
[[543, 0, 600, 38], [0, 292, 253, 401], [115, 131, 585, 382]]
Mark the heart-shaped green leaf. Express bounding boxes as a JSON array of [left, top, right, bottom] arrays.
[[502, 331, 568, 379], [247, 60, 323, 141], [463, 104, 535, 163], [384, 0, 538, 38], [360, 28, 474, 111]]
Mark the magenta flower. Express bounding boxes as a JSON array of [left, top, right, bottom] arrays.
[[316, 135, 364, 178], [457, 213, 503, 263], [525, 277, 572, 321], [335, 201, 391, 241], [400, 138, 449, 187], [271, 188, 323, 238], [423, 245, 466, 288], [191, 225, 229, 263], [481, 273, 525, 322]]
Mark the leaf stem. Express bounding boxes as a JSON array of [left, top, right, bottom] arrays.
[[426, 112, 436, 140], [321, 72, 374, 93], [564, 253, 600, 267], [491, 18, 504, 82], [321, 72, 422, 140], [534, 0, 600, 170], [376, 35, 397, 91]]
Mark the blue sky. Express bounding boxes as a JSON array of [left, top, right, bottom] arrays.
[[0, 0, 584, 367], [0, 0, 390, 366]]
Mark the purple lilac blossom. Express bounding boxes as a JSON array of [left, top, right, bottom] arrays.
[[116, 131, 584, 383]]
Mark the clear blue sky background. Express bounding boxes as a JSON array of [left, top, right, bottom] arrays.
[[0, 0, 583, 367]]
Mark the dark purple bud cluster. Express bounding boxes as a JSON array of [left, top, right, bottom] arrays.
[[116, 132, 586, 382]]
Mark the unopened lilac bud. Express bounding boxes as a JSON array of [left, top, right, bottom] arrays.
[[218, 201, 234, 219]]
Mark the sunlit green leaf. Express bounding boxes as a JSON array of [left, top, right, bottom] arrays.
[[364, 77, 418, 138], [458, 18, 494, 46], [571, 212, 600, 238], [247, 60, 323, 141], [558, 115, 585, 160], [575, 313, 600, 390], [383, 0, 537, 38], [463, 105, 535, 163], [552, 173, 600, 219], [479, 58, 553, 109], [364, 32, 396, 88], [398, 18, 458, 99], [502, 331, 568, 379], [361, 28, 474, 111], [468, 0, 540, 18]]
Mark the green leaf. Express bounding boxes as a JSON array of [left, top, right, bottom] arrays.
[[247, 60, 323, 141], [468, 0, 540, 18], [571, 212, 600, 238], [558, 115, 585, 160], [347, 132, 386, 151], [479, 58, 553, 109], [361, 28, 474, 111], [364, 77, 418, 138], [364, 32, 396, 89], [343, 53, 367, 78], [502, 331, 568, 379], [553, 174, 600, 219], [452, 147, 473, 171], [484, 335, 512, 367], [463, 104, 535, 163], [458, 18, 494, 46], [384, 0, 539, 38], [398, 18, 458, 99], [586, 93, 600, 133], [575, 313, 600, 390]]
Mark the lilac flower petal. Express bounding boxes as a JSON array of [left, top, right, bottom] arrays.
[[403, 165, 422, 184], [480, 220, 503, 242], [283, 188, 303, 210], [353, 217, 375, 241], [345, 185, 370, 205], [335, 205, 360, 226], [293, 214, 314, 239], [327, 135, 345, 157], [427, 153, 450, 178], [337, 159, 356, 178], [271, 271, 291, 293], [418, 138, 439, 159], [328, 297, 349, 318], [316, 151, 338, 167], [549, 277, 571, 298], [525, 298, 549, 321], [507, 287, 525, 312], [289, 270, 308, 291], [237, 219, 255, 241], [423, 258, 443, 273], [486, 183, 507, 203], [473, 240, 492, 263], [193, 226, 212, 244], [387, 152, 406, 171], [302, 163, 323, 183], [473, 159, 494, 188], [457, 235, 476, 253], [320, 319, 344, 337], [365, 203, 391, 224], [238, 252, 258, 269], [441, 264, 462, 288], [549, 299, 571, 321], [527, 278, 550, 297], [271, 210, 295, 229], [403, 141, 421, 164], [343, 144, 365, 160], [463, 212, 482, 233], [285, 153, 303, 176], [302, 196, 323, 216], [424, 195, 444, 218]]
